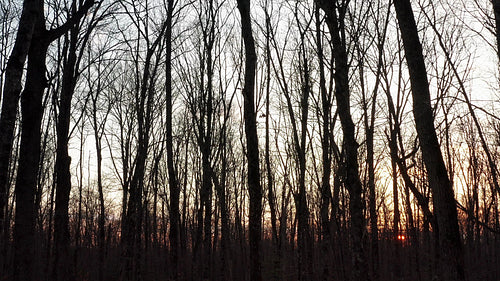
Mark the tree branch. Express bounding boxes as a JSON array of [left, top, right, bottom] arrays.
[[46, 0, 96, 42]]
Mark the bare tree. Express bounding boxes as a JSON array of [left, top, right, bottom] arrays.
[[315, 1, 368, 279], [13, 1, 94, 280], [164, 0, 181, 280], [53, 2, 103, 280], [236, 0, 262, 280], [85, 26, 117, 281], [314, 2, 332, 272], [262, 3, 279, 278], [119, 6, 168, 278], [0, 0, 39, 244], [1, 1, 500, 280], [269, 3, 313, 278], [0, 0, 22, 268], [392, 0, 465, 280], [354, 2, 390, 279]]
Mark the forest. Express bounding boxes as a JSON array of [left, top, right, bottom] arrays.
[[0, 0, 499, 280]]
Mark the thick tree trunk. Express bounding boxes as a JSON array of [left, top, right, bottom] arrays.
[[2, 9, 94, 245], [393, 1, 465, 280], [236, 0, 262, 280], [13, 12, 48, 281], [0, 0, 39, 238], [17, 4, 95, 279]]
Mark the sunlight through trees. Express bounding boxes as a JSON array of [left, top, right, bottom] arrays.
[[0, 0, 499, 280]]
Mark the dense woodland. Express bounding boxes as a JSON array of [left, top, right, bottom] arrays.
[[0, 0, 499, 280]]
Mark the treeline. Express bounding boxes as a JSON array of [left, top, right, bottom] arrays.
[[0, 0, 499, 280]]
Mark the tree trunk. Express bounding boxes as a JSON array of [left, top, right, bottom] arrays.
[[54, 12, 81, 281], [200, 146, 213, 278], [90, 79, 106, 281], [236, 1, 262, 280], [393, 1, 465, 280], [165, 1, 180, 280], [315, 1, 368, 280], [492, 0, 500, 64], [13, 10, 48, 280], [121, 18, 165, 280], [297, 54, 312, 281], [52, 2, 95, 280], [315, 3, 332, 266], [264, 5, 279, 279], [388, 115, 402, 281], [359, 44, 381, 281], [0, 0, 39, 240]]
